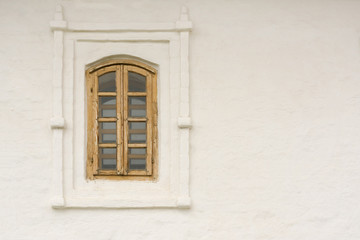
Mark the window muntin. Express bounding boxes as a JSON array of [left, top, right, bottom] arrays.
[[86, 61, 157, 180]]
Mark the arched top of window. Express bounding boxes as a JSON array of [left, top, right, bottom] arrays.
[[86, 57, 157, 74]]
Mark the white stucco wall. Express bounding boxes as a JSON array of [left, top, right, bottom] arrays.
[[1, 0, 360, 239]]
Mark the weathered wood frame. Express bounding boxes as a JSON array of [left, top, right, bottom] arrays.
[[86, 60, 157, 180]]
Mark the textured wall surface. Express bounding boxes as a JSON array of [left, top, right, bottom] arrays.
[[1, 0, 360, 239]]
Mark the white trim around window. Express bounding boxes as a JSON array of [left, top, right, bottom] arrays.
[[50, 5, 192, 208]]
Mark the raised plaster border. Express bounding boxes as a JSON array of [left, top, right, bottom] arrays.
[[50, 5, 192, 208]]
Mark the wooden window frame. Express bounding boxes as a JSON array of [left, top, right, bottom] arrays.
[[86, 60, 158, 180]]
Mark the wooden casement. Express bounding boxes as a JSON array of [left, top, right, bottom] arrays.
[[86, 60, 158, 180]]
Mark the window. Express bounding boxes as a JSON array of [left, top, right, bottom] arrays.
[[86, 60, 157, 180]]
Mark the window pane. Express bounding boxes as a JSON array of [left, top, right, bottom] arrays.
[[129, 121, 146, 143], [101, 148, 116, 155], [99, 147, 117, 170], [129, 158, 146, 170], [129, 133, 146, 143], [99, 122, 116, 143], [101, 158, 117, 170], [128, 96, 146, 117], [99, 96, 116, 117], [101, 133, 116, 143], [99, 71, 116, 92], [129, 122, 146, 130], [128, 71, 146, 92], [101, 122, 116, 130], [129, 148, 146, 155]]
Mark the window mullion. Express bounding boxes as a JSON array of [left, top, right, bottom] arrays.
[[116, 65, 122, 175], [121, 65, 125, 175], [123, 66, 129, 175]]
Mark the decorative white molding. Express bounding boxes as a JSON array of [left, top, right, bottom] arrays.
[[50, 4, 66, 209], [176, 6, 193, 31], [178, 6, 191, 207], [178, 117, 192, 128], [50, 5, 192, 209], [50, 21, 67, 31], [63, 197, 178, 209], [67, 22, 179, 32], [51, 196, 65, 209], [177, 196, 191, 208], [50, 5, 192, 33], [50, 5, 67, 31], [50, 117, 65, 129]]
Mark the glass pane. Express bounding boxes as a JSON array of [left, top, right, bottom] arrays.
[[101, 148, 116, 155], [128, 97, 146, 117], [101, 158, 116, 170], [129, 148, 146, 155], [129, 121, 146, 144], [128, 71, 146, 92], [99, 148, 117, 170], [99, 96, 116, 117], [129, 133, 146, 143], [129, 158, 146, 170], [99, 122, 116, 144], [101, 133, 116, 143], [129, 122, 146, 130], [99, 72, 116, 92], [101, 122, 116, 130]]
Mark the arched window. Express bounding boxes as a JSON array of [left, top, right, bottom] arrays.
[[86, 59, 157, 180]]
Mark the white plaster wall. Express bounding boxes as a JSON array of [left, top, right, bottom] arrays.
[[1, 0, 360, 239]]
